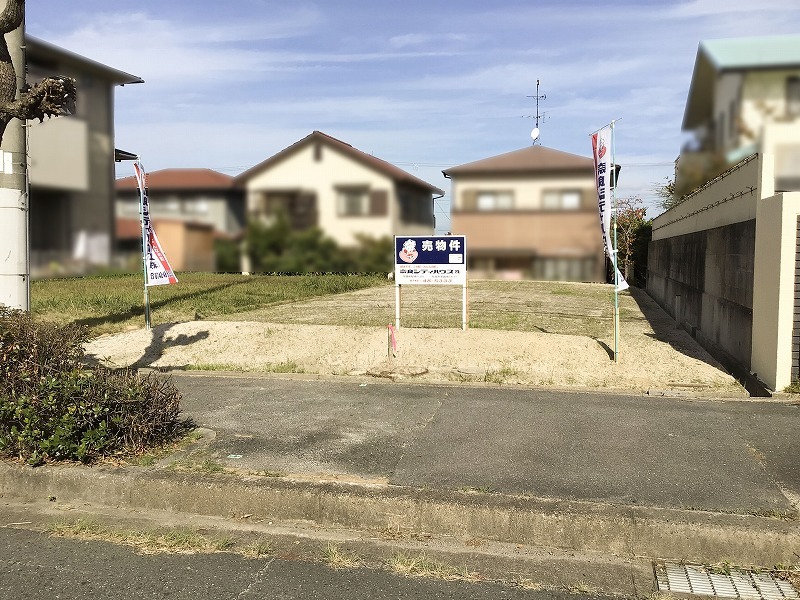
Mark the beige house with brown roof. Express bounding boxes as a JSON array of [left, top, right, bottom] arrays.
[[236, 131, 443, 247], [444, 145, 605, 281]]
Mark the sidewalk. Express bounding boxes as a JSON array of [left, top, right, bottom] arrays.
[[2, 373, 799, 595]]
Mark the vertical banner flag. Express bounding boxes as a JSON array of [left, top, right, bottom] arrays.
[[591, 127, 628, 292], [134, 162, 178, 286]]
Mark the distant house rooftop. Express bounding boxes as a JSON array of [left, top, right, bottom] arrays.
[[443, 145, 594, 177], [116, 168, 237, 191], [237, 130, 444, 195], [683, 34, 800, 130]]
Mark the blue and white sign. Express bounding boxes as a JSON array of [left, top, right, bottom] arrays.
[[394, 235, 467, 285]]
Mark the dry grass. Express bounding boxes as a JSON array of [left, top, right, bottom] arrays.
[[45, 519, 234, 555], [321, 543, 362, 569], [387, 553, 479, 581], [228, 280, 625, 338]]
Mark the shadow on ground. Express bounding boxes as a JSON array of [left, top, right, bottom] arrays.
[[129, 323, 210, 369], [627, 286, 737, 376], [74, 281, 251, 331]]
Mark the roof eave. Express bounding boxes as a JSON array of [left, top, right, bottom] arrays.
[[26, 36, 144, 86], [682, 46, 716, 131]]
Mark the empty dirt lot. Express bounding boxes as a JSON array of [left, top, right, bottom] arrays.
[[86, 281, 746, 396]]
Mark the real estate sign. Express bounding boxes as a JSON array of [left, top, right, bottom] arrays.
[[394, 235, 467, 285]]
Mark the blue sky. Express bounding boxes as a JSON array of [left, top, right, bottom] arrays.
[[26, 0, 800, 231]]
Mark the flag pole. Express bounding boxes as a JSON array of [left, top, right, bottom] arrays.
[[135, 160, 151, 330], [611, 120, 619, 363]]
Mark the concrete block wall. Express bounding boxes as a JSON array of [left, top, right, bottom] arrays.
[[649, 152, 800, 392], [647, 220, 755, 372]]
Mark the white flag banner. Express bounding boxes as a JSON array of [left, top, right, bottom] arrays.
[[591, 127, 628, 292], [134, 161, 178, 287]]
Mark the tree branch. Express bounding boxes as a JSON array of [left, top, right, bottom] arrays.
[[0, 76, 76, 122]]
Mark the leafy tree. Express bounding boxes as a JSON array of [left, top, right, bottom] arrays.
[[349, 234, 393, 273], [615, 196, 651, 284], [654, 153, 728, 211], [245, 211, 395, 274]]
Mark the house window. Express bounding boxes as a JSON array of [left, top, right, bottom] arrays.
[[542, 190, 582, 210], [787, 77, 800, 118], [183, 199, 209, 215], [338, 188, 368, 216], [476, 191, 513, 210]]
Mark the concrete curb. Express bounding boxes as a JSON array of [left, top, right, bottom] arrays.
[[2, 462, 798, 569]]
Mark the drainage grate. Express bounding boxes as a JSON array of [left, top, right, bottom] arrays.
[[655, 563, 799, 599]]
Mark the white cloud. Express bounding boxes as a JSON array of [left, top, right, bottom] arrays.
[[665, 0, 797, 17], [388, 32, 469, 49]]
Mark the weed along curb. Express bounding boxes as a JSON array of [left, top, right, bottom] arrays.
[[2, 462, 799, 571]]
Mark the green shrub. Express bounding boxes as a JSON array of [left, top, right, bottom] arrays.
[[213, 237, 242, 273], [0, 308, 187, 465]]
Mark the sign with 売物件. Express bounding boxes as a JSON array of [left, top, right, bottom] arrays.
[[394, 235, 467, 286]]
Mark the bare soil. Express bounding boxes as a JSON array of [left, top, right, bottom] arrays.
[[85, 282, 746, 396]]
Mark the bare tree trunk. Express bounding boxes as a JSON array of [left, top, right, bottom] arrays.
[[0, 0, 27, 309], [0, 0, 75, 309]]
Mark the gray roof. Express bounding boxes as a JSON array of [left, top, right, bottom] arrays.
[[27, 36, 144, 85], [683, 35, 800, 130], [443, 145, 594, 177]]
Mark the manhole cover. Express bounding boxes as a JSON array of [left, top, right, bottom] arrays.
[[655, 563, 799, 599]]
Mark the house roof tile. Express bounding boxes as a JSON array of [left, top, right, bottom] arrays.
[[443, 145, 594, 177], [236, 131, 444, 195], [116, 168, 236, 192]]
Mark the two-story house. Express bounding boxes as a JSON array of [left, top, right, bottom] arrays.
[[236, 131, 443, 248], [115, 168, 245, 272], [27, 37, 142, 273], [443, 145, 604, 281], [678, 34, 800, 195], [115, 168, 245, 237]]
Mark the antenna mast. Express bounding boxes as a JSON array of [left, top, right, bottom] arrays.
[[526, 79, 546, 145]]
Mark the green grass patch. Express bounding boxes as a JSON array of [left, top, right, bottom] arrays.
[[784, 381, 800, 394], [32, 273, 389, 335]]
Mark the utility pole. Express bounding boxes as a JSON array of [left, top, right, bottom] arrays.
[[0, 0, 28, 310]]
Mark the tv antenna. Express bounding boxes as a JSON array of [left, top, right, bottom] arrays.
[[525, 79, 546, 145]]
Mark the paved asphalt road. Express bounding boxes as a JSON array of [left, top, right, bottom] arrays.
[[172, 374, 800, 515], [0, 527, 607, 600]]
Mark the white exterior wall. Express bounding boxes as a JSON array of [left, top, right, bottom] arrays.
[[752, 191, 800, 391], [651, 153, 773, 241], [246, 144, 396, 247], [714, 72, 743, 153], [738, 69, 800, 152], [451, 174, 595, 210]]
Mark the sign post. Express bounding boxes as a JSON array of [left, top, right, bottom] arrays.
[[394, 235, 467, 330], [591, 121, 628, 362], [133, 161, 178, 329]]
